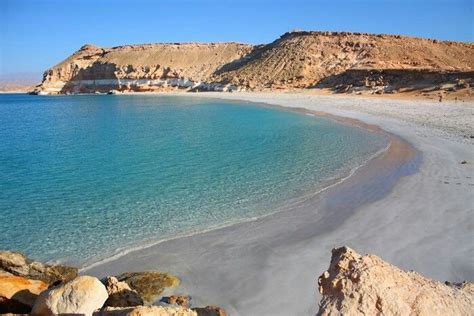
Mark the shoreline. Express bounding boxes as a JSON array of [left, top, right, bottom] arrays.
[[79, 92, 473, 316], [78, 105, 398, 272]]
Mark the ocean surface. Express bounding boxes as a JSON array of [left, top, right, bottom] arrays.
[[0, 94, 387, 265]]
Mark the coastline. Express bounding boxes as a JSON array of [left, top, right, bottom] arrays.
[[79, 92, 474, 315], [77, 106, 395, 271]]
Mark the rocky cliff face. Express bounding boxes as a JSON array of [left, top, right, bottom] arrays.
[[34, 43, 252, 94], [317, 247, 474, 315], [33, 31, 474, 95]]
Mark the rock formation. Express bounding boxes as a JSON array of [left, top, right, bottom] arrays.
[[191, 305, 227, 316], [163, 295, 190, 308], [0, 275, 48, 314], [31, 275, 108, 316], [0, 251, 226, 315], [33, 43, 252, 94], [103, 276, 143, 308], [0, 251, 78, 284], [214, 31, 474, 90], [317, 246, 474, 315], [1, 247, 473, 315], [32, 31, 474, 96], [116, 272, 180, 305]]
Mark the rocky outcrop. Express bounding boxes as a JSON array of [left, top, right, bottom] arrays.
[[116, 272, 180, 305], [0, 252, 226, 316], [103, 276, 143, 307], [0, 275, 48, 314], [95, 305, 197, 316], [32, 31, 474, 95], [0, 251, 78, 284], [31, 275, 108, 316], [317, 246, 474, 315]]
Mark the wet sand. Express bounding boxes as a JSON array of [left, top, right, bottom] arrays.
[[83, 92, 474, 315]]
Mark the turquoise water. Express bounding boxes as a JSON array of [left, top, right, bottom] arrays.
[[0, 94, 386, 264]]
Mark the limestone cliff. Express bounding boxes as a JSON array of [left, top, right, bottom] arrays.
[[34, 43, 252, 94], [32, 31, 474, 95], [317, 247, 474, 315]]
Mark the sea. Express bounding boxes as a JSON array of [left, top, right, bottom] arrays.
[[0, 94, 387, 265]]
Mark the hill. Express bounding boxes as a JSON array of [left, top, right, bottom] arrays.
[[32, 31, 474, 97]]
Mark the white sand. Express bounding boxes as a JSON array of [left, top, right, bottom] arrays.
[[84, 92, 474, 315]]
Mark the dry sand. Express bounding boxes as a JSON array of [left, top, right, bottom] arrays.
[[83, 92, 474, 315]]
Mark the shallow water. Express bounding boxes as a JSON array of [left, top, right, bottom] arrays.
[[0, 94, 387, 264]]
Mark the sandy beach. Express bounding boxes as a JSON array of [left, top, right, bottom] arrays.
[[82, 92, 474, 315]]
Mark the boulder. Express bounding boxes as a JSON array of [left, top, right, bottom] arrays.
[[31, 275, 108, 316], [192, 306, 227, 316], [116, 272, 180, 305], [103, 276, 143, 307], [95, 305, 197, 316], [317, 246, 474, 315], [0, 275, 48, 314], [0, 251, 78, 284]]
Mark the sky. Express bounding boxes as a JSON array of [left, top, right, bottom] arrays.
[[1, 0, 473, 80]]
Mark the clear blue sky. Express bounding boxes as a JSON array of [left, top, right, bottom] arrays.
[[1, 0, 473, 79]]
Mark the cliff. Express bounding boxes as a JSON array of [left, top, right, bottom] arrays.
[[32, 31, 474, 95], [34, 42, 252, 94]]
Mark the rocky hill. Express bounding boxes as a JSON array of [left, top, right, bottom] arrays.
[[32, 31, 474, 95], [34, 42, 252, 94]]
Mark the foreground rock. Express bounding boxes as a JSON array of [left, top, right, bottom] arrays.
[[31, 275, 108, 316], [192, 305, 227, 316], [0, 275, 48, 314], [116, 272, 180, 305], [317, 246, 474, 315], [0, 251, 78, 284], [103, 276, 143, 307], [163, 295, 190, 307], [95, 306, 197, 316]]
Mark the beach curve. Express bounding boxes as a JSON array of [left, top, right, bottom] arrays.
[[78, 92, 465, 316]]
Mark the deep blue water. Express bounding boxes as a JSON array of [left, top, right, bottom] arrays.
[[0, 94, 386, 264]]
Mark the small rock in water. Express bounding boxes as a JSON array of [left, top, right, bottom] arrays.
[[460, 160, 468, 164]]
